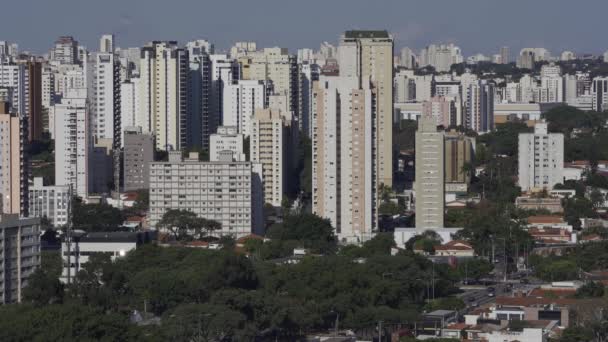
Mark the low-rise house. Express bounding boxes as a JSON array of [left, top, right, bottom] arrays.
[[515, 196, 563, 213], [526, 216, 572, 231], [580, 234, 603, 243], [528, 227, 576, 244], [434, 240, 475, 257]]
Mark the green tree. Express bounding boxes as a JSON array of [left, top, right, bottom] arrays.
[[72, 197, 125, 232], [158, 209, 221, 240], [457, 258, 493, 282], [162, 303, 248, 341], [575, 282, 605, 298], [559, 326, 594, 342], [266, 212, 337, 255], [424, 297, 466, 312]]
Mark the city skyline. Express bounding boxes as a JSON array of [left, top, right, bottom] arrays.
[[3, 0, 608, 56]]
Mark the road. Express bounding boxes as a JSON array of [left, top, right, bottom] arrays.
[[457, 283, 510, 312]]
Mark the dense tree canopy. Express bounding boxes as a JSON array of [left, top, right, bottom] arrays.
[[72, 197, 125, 232], [14, 240, 463, 340]]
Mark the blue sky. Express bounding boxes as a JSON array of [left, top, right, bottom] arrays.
[[3, 0, 606, 56]]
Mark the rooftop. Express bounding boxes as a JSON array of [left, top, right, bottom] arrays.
[[527, 215, 564, 225], [344, 30, 390, 39]]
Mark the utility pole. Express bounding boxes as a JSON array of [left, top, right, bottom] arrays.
[[378, 320, 383, 342]]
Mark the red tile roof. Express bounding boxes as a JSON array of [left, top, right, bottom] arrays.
[[435, 240, 474, 251], [236, 234, 264, 244], [527, 215, 564, 225], [496, 296, 578, 306], [446, 323, 470, 330], [529, 288, 576, 298], [581, 234, 602, 241]]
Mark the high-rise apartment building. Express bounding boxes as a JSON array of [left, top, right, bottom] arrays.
[[223, 80, 266, 137], [210, 126, 246, 162], [210, 54, 239, 136], [88, 52, 121, 143], [0, 42, 18, 58], [99, 34, 114, 54], [51, 36, 79, 65], [0, 57, 43, 142], [467, 80, 494, 133], [312, 75, 377, 241], [299, 61, 319, 138], [28, 177, 71, 227], [0, 214, 40, 304], [119, 78, 141, 146], [54, 64, 86, 98], [0, 102, 28, 216], [138, 41, 189, 151], [419, 43, 463, 72], [592, 77, 608, 112], [0, 57, 25, 117], [518, 122, 564, 192], [444, 131, 475, 185], [400, 47, 416, 69], [500, 46, 510, 64], [517, 51, 535, 70], [149, 151, 264, 237], [339, 30, 394, 187], [123, 128, 154, 191], [422, 96, 457, 127], [243, 48, 299, 130], [24, 60, 43, 141], [186, 42, 212, 149], [394, 69, 416, 103], [250, 108, 291, 207], [54, 89, 89, 198], [415, 115, 444, 230]]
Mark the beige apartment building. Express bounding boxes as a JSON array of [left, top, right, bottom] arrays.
[[444, 131, 475, 185], [0, 102, 27, 216], [250, 108, 291, 207], [312, 74, 377, 242], [138, 41, 188, 151], [339, 30, 393, 187], [238, 48, 299, 126]]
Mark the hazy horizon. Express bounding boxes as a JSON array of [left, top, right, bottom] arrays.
[[3, 0, 607, 56]]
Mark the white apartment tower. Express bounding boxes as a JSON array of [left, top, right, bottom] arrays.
[[51, 36, 78, 65], [210, 54, 239, 135], [339, 30, 394, 187], [312, 75, 377, 241], [592, 77, 608, 112], [0, 57, 26, 116], [54, 89, 89, 198], [467, 80, 494, 133], [414, 115, 445, 230], [518, 122, 564, 192], [88, 52, 121, 142], [138, 41, 189, 151], [28, 177, 71, 227], [210, 126, 246, 162], [119, 78, 141, 146], [223, 80, 266, 137]]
